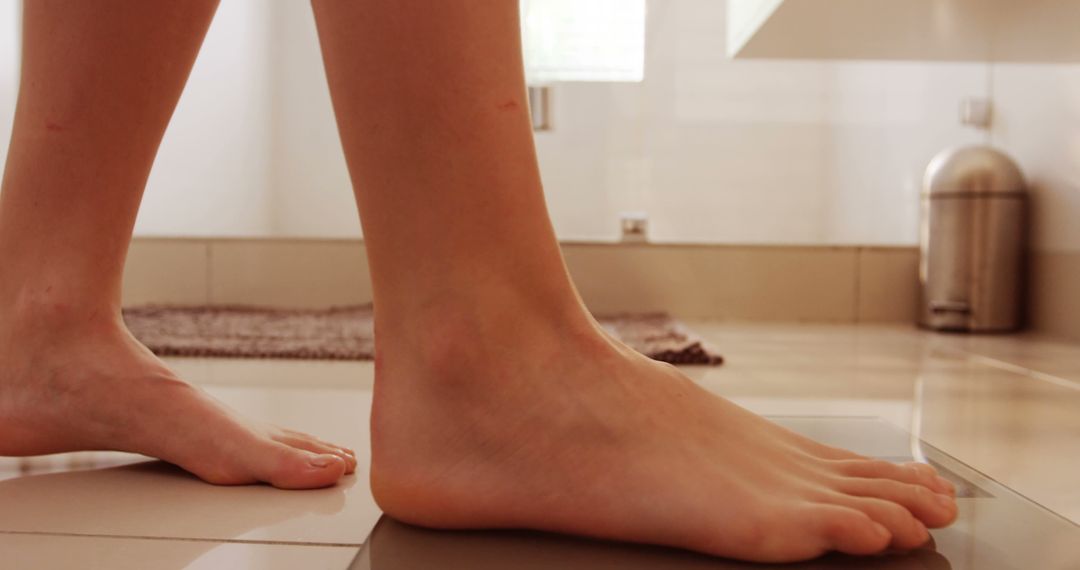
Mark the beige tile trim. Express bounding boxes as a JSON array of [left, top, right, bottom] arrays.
[[122, 240, 211, 306], [855, 247, 920, 324], [1028, 250, 1080, 342], [123, 238, 921, 323]]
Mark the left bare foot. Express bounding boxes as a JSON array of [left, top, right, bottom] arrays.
[[368, 306, 957, 563]]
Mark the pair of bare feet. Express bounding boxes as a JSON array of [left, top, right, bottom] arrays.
[[0, 300, 956, 563]]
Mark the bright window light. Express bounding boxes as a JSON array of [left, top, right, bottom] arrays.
[[521, 0, 646, 83]]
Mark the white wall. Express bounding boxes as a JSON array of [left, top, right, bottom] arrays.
[[253, 0, 992, 245], [135, 0, 275, 237], [0, 1, 18, 169], [988, 62, 1080, 340], [0, 0, 285, 238], [0, 1, 998, 246], [538, 1, 989, 244], [265, 1, 358, 238], [991, 64, 1080, 253]]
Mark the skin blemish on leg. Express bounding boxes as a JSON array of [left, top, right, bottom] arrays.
[[44, 121, 66, 132], [495, 99, 518, 111]]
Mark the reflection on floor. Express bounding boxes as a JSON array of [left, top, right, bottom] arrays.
[[2, 323, 1078, 569]]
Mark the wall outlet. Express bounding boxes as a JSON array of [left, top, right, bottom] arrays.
[[619, 211, 649, 242]]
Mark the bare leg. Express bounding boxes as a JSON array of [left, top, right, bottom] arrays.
[[311, 0, 956, 563], [0, 0, 355, 489], [313, 0, 956, 561], [313, 0, 959, 562]]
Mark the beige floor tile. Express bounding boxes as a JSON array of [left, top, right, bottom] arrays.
[[1, 534, 357, 570], [0, 386, 380, 546], [2, 319, 1078, 558], [916, 367, 1080, 522], [686, 320, 1080, 523], [928, 331, 1080, 385], [688, 321, 962, 373]]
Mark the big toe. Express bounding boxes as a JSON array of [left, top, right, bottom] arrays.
[[255, 444, 348, 490], [275, 431, 358, 475]]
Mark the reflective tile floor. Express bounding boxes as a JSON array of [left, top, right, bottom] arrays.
[[2, 323, 1078, 569]]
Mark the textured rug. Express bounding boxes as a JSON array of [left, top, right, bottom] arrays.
[[123, 305, 723, 365]]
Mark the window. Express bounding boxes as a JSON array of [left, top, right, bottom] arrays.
[[521, 0, 646, 83]]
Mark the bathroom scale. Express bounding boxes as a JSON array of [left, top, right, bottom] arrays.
[[348, 417, 1080, 570]]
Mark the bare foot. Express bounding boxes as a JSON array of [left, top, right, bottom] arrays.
[[0, 304, 356, 490], [370, 309, 958, 563]]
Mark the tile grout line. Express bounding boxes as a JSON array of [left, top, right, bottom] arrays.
[[0, 529, 367, 549], [960, 352, 1080, 392]]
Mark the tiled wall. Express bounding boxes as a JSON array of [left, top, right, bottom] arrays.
[[6, 2, 1071, 336], [537, 2, 987, 245], [122, 238, 918, 323], [65, 0, 983, 246], [991, 63, 1080, 342], [1028, 251, 1080, 342]]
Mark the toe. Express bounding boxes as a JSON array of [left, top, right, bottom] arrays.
[[255, 443, 348, 490], [910, 462, 956, 497], [833, 458, 954, 496], [276, 431, 358, 474], [830, 494, 931, 550], [837, 477, 957, 528], [810, 504, 892, 556]]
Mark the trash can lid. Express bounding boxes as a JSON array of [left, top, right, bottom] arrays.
[[924, 145, 1026, 197]]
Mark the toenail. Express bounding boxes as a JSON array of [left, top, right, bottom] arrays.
[[310, 455, 338, 468], [935, 493, 954, 508]]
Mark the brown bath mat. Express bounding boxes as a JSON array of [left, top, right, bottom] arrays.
[[122, 305, 723, 365]]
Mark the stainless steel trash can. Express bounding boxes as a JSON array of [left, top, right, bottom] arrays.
[[918, 146, 1027, 332]]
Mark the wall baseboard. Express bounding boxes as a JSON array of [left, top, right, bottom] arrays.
[[123, 238, 922, 323]]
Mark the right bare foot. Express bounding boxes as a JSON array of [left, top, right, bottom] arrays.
[[0, 302, 357, 489], [370, 306, 958, 563]]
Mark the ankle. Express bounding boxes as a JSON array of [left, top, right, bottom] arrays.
[[372, 297, 622, 401], [383, 288, 595, 350], [0, 283, 121, 334]]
